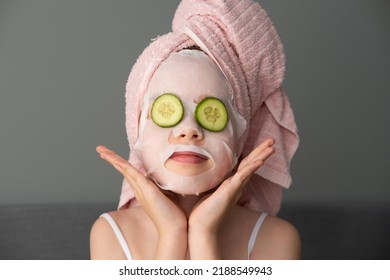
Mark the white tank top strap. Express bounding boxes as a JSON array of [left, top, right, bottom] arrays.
[[100, 213, 133, 260], [247, 212, 268, 259]]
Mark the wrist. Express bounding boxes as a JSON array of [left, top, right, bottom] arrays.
[[158, 225, 188, 244], [188, 228, 221, 260]]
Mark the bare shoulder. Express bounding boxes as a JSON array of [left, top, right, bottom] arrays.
[[251, 214, 301, 260], [90, 208, 144, 260]]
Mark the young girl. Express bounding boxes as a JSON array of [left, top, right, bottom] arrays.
[[90, 0, 300, 260]]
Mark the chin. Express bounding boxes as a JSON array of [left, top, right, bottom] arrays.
[[157, 179, 221, 196], [148, 166, 228, 196]]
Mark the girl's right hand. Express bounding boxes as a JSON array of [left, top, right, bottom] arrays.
[[96, 146, 187, 236]]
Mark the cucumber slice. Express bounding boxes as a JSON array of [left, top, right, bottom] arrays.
[[151, 93, 184, 127], [195, 97, 228, 132]]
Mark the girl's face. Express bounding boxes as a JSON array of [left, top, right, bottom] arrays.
[[133, 50, 246, 195]]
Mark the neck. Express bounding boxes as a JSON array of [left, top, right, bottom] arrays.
[[176, 194, 202, 216], [171, 191, 213, 216]]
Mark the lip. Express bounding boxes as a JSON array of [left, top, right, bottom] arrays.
[[169, 151, 209, 164]]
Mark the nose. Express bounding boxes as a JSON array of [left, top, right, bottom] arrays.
[[177, 128, 204, 141], [169, 117, 205, 144]]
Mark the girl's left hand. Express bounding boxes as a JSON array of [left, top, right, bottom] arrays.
[[187, 139, 275, 258]]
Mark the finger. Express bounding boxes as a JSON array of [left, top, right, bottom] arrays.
[[96, 145, 110, 153], [217, 158, 259, 198], [98, 148, 125, 169], [236, 159, 262, 183], [97, 146, 140, 183], [241, 138, 274, 165], [257, 145, 275, 162], [239, 141, 275, 172], [230, 146, 275, 191], [97, 146, 124, 165]]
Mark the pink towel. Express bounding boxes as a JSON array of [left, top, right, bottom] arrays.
[[119, 0, 299, 216]]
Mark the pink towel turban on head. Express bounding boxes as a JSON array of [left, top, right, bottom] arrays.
[[119, 0, 299, 216]]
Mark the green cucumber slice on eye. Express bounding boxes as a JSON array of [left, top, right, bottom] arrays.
[[195, 97, 228, 132], [151, 93, 184, 127]]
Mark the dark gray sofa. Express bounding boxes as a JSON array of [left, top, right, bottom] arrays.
[[1, 202, 389, 260]]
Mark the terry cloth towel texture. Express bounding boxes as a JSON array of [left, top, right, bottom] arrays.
[[119, 0, 299, 216]]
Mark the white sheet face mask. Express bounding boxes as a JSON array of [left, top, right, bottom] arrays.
[[134, 50, 246, 195]]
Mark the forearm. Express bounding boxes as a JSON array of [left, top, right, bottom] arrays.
[[154, 229, 188, 259], [188, 229, 221, 260]]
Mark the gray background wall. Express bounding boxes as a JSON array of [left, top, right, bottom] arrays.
[[1, 0, 389, 206]]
